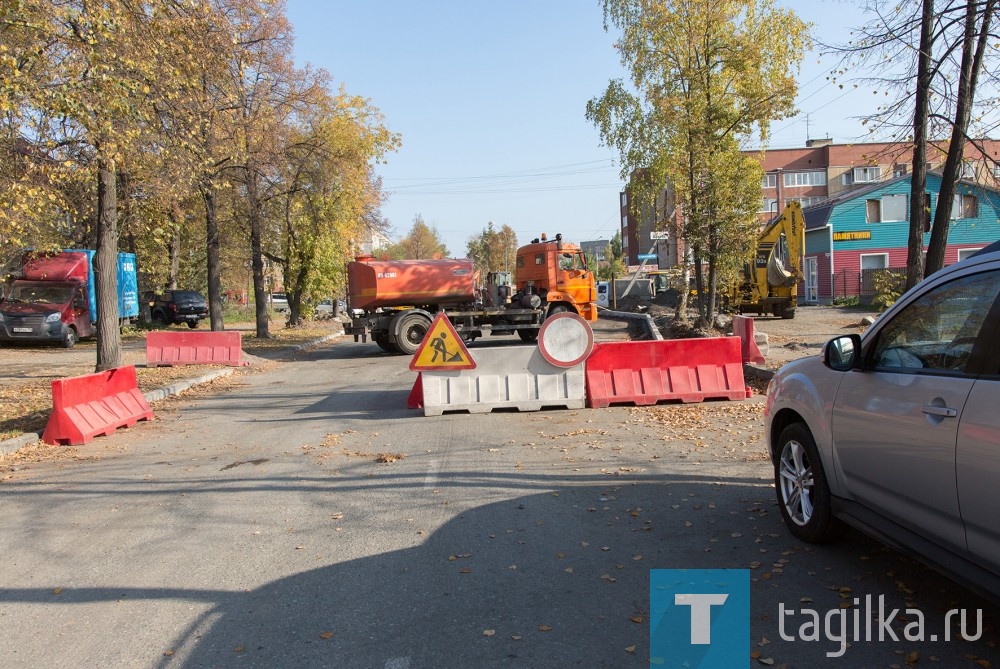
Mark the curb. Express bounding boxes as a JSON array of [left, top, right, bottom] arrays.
[[743, 363, 776, 382], [598, 310, 664, 340], [0, 331, 342, 457]]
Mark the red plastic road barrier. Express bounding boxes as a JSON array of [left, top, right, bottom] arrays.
[[42, 365, 153, 445], [146, 330, 250, 367], [732, 315, 765, 364], [585, 337, 747, 408], [407, 373, 424, 409]]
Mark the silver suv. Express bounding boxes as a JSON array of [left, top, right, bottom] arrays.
[[766, 241, 1000, 596]]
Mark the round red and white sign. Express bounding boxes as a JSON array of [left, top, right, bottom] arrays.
[[537, 312, 594, 368]]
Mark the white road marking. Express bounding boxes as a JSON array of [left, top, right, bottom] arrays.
[[423, 459, 440, 489], [385, 658, 411, 669]]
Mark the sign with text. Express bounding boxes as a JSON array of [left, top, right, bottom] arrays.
[[833, 230, 872, 241]]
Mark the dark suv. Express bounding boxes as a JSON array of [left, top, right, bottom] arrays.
[[143, 290, 209, 328]]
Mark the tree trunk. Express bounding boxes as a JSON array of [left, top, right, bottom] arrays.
[[692, 245, 706, 326], [926, 0, 993, 277], [94, 157, 122, 372], [168, 202, 182, 290], [246, 168, 270, 338], [905, 0, 934, 291], [706, 226, 719, 326], [203, 187, 224, 330]]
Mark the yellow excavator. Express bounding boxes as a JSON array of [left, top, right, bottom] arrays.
[[729, 201, 805, 319]]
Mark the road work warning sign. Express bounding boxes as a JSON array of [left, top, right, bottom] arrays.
[[408, 312, 476, 371]]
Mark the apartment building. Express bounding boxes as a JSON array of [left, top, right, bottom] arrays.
[[619, 138, 1000, 268], [758, 137, 1000, 219]]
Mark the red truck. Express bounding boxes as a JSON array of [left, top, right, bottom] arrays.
[[0, 250, 139, 348], [346, 234, 598, 355]]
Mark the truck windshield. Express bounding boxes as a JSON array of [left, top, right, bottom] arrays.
[[559, 253, 586, 271], [5, 282, 74, 305]]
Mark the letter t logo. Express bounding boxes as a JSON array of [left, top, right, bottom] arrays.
[[675, 593, 729, 644]]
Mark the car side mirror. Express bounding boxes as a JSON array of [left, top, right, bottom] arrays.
[[823, 334, 862, 371]]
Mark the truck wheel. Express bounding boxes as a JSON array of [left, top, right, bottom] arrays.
[[780, 307, 795, 319], [62, 326, 77, 349], [152, 311, 167, 327], [187, 320, 199, 329], [373, 335, 395, 352], [517, 329, 538, 342], [395, 313, 430, 356], [547, 304, 569, 318]]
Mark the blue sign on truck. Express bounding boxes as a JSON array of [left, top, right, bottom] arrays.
[[0, 249, 139, 348]]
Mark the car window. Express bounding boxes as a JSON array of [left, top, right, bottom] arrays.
[[870, 269, 1000, 373]]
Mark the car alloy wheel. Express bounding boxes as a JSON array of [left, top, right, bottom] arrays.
[[778, 438, 813, 527], [773, 422, 842, 543]]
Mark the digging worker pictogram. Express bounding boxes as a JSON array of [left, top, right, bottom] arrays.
[[430, 332, 462, 363]]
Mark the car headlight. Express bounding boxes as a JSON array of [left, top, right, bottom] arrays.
[[45, 312, 62, 323]]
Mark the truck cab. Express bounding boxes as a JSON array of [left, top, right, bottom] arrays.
[[515, 234, 597, 321]]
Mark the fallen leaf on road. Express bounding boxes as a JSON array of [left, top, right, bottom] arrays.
[[320, 631, 333, 639], [483, 630, 495, 637], [625, 645, 636, 654], [538, 625, 552, 632]]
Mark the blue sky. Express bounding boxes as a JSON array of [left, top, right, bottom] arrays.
[[285, 1, 882, 256]]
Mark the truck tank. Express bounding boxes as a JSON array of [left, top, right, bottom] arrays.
[[348, 257, 476, 311]]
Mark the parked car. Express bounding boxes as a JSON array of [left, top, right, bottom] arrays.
[[143, 290, 208, 328], [314, 299, 334, 318], [765, 241, 1000, 596], [271, 292, 289, 313]]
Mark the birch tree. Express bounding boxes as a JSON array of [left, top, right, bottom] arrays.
[[588, 0, 808, 324]]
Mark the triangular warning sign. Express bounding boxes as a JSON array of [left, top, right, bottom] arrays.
[[409, 312, 476, 371]]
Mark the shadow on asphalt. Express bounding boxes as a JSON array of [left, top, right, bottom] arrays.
[[1, 474, 996, 668]]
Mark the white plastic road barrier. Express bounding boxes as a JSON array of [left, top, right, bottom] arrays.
[[419, 345, 586, 416]]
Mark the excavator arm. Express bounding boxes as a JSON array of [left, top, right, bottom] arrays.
[[730, 201, 806, 318]]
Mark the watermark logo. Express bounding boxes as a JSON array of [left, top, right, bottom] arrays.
[[779, 595, 983, 658], [650, 569, 750, 668]]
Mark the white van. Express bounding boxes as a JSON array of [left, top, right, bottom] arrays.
[[596, 281, 610, 308]]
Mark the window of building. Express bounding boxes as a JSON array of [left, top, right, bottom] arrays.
[[853, 166, 882, 183], [535, 253, 545, 265], [783, 171, 827, 187], [620, 192, 628, 208], [951, 193, 979, 219], [894, 164, 907, 177], [788, 196, 827, 208], [992, 164, 1000, 179], [762, 174, 776, 189], [861, 253, 889, 270], [517, 256, 524, 268], [759, 197, 778, 213], [961, 161, 976, 179], [958, 248, 983, 262], [866, 194, 907, 223]]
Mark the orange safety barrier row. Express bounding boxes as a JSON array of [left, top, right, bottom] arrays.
[[732, 315, 765, 364], [585, 338, 748, 408], [42, 365, 153, 445], [146, 330, 250, 367]]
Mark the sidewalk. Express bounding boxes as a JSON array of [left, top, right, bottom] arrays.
[[0, 329, 343, 456]]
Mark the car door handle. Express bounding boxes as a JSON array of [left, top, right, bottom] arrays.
[[922, 405, 958, 418]]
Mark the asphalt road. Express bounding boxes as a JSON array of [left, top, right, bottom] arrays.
[[0, 334, 997, 668]]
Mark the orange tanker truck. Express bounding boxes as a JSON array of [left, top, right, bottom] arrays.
[[346, 233, 598, 355]]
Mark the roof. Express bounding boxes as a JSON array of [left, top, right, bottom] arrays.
[[800, 170, 1000, 231]]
